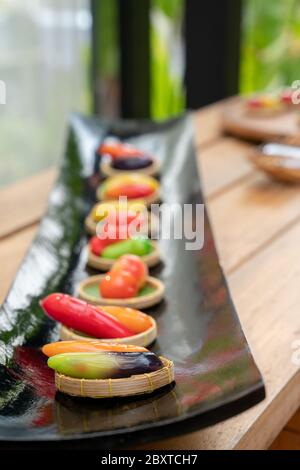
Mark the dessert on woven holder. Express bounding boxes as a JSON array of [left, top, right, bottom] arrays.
[[42, 340, 174, 399], [54, 356, 174, 398], [60, 314, 157, 348], [100, 158, 160, 178], [79, 255, 165, 309], [97, 173, 160, 206], [40, 293, 158, 347], [87, 237, 161, 271], [78, 274, 165, 309], [97, 141, 160, 177], [84, 200, 159, 237]]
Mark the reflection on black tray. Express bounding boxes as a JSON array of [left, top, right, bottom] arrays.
[[0, 114, 265, 448]]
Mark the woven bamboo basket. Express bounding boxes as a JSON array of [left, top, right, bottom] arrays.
[[55, 356, 174, 398], [86, 240, 160, 271], [249, 149, 300, 183], [60, 315, 157, 347], [96, 186, 160, 207], [77, 275, 165, 309], [100, 158, 160, 178], [84, 211, 159, 237]]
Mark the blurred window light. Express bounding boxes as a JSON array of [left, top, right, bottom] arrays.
[[32, 7, 92, 30], [0, 0, 91, 188], [0, 80, 6, 104]]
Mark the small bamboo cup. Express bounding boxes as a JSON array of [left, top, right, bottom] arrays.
[[78, 275, 165, 309], [84, 211, 159, 237], [55, 356, 174, 398], [249, 146, 300, 183], [60, 315, 157, 348], [100, 158, 160, 178], [96, 186, 160, 207], [87, 241, 161, 271]]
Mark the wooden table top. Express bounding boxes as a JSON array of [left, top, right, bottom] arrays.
[[1, 99, 300, 449]]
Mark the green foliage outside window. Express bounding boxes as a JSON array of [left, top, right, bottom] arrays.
[[240, 0, 300, 94], [150, 0, 185, 119]]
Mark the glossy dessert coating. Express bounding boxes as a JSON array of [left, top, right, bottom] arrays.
[[40, 293, 133, 338], [100, 238, 153, 259], [41, 292, 154, 339], [48, 351, 163, 379], [112, 156, 153, 171], [43, 340, 147, 356], [99, 255, 148, 299], [100, 174, 159, 200], [98, 142, 145, 158], [99, 306, 153, 333]]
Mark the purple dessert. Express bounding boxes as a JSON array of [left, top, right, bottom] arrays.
[[112, 156, 153, 171]]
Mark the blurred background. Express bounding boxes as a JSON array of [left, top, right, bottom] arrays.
[[1, 0, 300, 187]]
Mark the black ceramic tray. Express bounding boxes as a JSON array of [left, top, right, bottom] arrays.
[[0, 114, 265, 449]]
